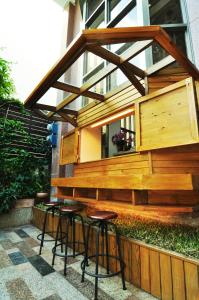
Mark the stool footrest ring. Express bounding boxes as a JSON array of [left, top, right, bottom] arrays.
[[52, 241, 85, 257], [81, 254, 125, 278], [37, 232, 60, 242]]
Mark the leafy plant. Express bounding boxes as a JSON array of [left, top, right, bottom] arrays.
[[0, 56, 15, 99], [0, 55, 51, 213]]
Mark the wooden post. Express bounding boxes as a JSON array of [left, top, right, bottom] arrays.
[[132, 190, 148, 205]]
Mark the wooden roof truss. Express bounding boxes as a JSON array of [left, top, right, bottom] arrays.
[[24, 26, 199, 126]]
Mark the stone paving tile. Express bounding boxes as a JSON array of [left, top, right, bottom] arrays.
[[0, 250, 12, 269], [6, 278, 35, 300], [5, 232, 23, 243], [42, 294, 62, 300], [44, 272, 88, 300], [15, 241, 36, 257], [28, 255, 55, 276], [0, 225, 157, 300], [60, 267, 114, 300], [25, 236, 40, 248], [15, 229, 30, 238], [8, 251, 28, 265], [0, 239, 14, 250], [0, 231, 6, 241]]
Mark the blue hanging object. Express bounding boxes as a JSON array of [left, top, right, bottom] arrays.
[[46, 122, 58, 147]]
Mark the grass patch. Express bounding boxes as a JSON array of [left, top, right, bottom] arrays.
[[113, 215, 199, 260]]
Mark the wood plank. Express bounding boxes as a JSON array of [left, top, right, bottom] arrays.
[[87, 44, 145, 78], [160, 253, 173, 300], [34, 103, 78, 116], [140, 247, 150, 293], [184, 262, 199, 300], [131, 243, 141, 287], [171, 257, 186, 300], [122, 238, 132, 282], [52, 81, 105, 101], [149, 250, 161, 299], [52, 174, 199, 190]]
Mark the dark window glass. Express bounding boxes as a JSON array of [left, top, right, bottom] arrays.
[[87, 0, 104, 19], [109, 0, 130, 21], [152, 30, 186, 64], [149, 0, 183, 25]]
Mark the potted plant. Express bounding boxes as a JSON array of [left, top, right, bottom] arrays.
[[112, 129, 134, 152]]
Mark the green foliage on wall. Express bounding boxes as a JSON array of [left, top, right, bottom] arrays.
[[0, 55, 51, 213], [0, 56, 15, 100]]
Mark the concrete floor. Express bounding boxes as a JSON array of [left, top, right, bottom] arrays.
[[0, 225, 157, 300]]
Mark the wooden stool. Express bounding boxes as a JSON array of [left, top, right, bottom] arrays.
[[52, 205, 86, 276], [37, 202, 61, 255], [81, 210, 126, 300]]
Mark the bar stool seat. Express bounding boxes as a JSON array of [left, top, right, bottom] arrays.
[[37, 201, 61, 255], [88, 210, 118, 220], [81, 209, 126, 300], [45, 202, 60, 207], [52, 204, 86, 276], [60, 205, 84, 213]]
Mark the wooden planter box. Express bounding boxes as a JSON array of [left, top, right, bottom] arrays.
[[32, 206, 199, 300]]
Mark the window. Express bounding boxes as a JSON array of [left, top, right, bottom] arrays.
[[82, 0, 138, 107], [101, 115, 135, 159], [80, 0, 191, 106], [79, 109, 135, 163], [149, 0, 188, 63]]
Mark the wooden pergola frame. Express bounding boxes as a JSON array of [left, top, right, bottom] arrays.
[[24, 26, 199, 125]]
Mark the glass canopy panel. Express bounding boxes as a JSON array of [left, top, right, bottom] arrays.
[[109, 68, 130, 91], [59, 53, 84, 88], [37, 88, 58, 107], [84, 51, 105, 76]]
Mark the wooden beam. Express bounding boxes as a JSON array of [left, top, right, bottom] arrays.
[[83, 26, 162, 45], [34, 103, 78, 116], [52, 81, 104, 101], [119, 65, 146, 96], [55, 41, 153, 113], [155, 29, 199, 79], [87, 44, 146, 78], [33, 109, 65, 122], [57, 112, 77, 127]]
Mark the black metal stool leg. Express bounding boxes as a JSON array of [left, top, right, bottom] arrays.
[[105, 223, 110, 274], [94, 225, 101, 300], [59, 215, 63, 253], [81, 223, 91, 282], [64, 217, 69, 276], [101, 223, 105, 267], [79, 215, 86, 251], [39, 209, 48, 255], [72, 216, 76, 257], [115, 225, 126, 290], [52, 213, 61, 266]]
